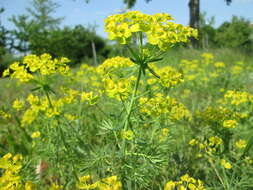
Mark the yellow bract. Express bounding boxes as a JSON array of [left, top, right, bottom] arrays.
[[164, 174, 206, 190], [76, 175, 122, 190], [3, 53, 71, 83], [104, 11, 197, 50]]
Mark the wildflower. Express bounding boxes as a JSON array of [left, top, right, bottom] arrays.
[[164, 181, 176, 190], [76, 175, 98, 189], [24, 181, 35, 190], [121, 130, 134, 140], [12, 99, 25, 111], [156, 66, 184, 88], [189, 139, 199, 146], [214, 61, 225, 68], [224, 90, 253, 106], [223, 120, 237, 128], [97, 56, 134, 76], [0, 153, 23, 189], [201, 53, 214, 64], [105, 11, 197, 50], [0, 110, 11, 119], [208, 136, 223, 147], [49, 183, 63, 190], [220, 159, 232, 169], [98, 176, 122, 190], [235, 139, 247, 149], [31, 131, 41, 139], [3, 53, 71, 83], [164, 174, 206, 190], [81, 91, 99, 105]]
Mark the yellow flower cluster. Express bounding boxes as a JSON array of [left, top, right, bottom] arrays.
[[224, 90, 253, 106], [223, 119, 237, 128], [121, 130, 134, 140], [235, 139, 247, 149], [201, 53, 214, 64], [139, 93, 191, 121], [81, 91, 99, 105], [104, 78, 133, 100], [76, 175, 122, 190], [21, 89, 79, 126], [0, 153, 22, 189], [12, 99, 25, 111], [31, 131, 41, 139], [0, 153, 33, 190], [0, 110, 11, 119], [3, 53, 70, 83], [148, 66, 184, 88], [220, 159, 232, 169], [97, 56, 134, 77], [189, 136, 223, 156], [164, 174, 206, 190], [98, 57, 136, 100], [196, 106, 241, 128], [105, 11, 197, 50]]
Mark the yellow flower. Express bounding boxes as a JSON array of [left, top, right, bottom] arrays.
[[98, 176, 122, 190], [189, 139, 198, 146], [164, 181, 176, 190], [235, 139, 247, 149], [214, 61, 225, 68], [221, 159, 232, 169], [24, 181, 35, 190], [208, 136, 222, 146], [49, 183, 63, 190], [76, 175, 98, 190], [4, 54, 71, 83], [31, 131, 41, 139], [121, 130, 134, 140], [164, 174, 206, 190], [104, 11, 197, 50], [12, 99, 25, 111], [0, 153, 23, 189], [223, 120, 237, 128], [81, 91, 99, 105], [0, 110, 11, 119]]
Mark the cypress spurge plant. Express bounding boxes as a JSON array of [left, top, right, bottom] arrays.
[[103, 10, 198, 189]]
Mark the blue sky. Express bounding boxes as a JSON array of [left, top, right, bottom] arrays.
[[1, 0, 253, 38]]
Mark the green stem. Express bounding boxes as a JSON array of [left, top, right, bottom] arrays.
[[45, 90, 53, 108], [58, 122, 79, 180], [123, 66, 142, 131]]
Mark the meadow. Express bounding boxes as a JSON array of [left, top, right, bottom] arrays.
[[1, 11, 253, 190]]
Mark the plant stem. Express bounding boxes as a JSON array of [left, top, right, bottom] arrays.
[[123, 66, 142, 131]]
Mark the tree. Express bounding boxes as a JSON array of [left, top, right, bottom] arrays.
[[199, 12, 216, 48], [0, 8, 7, 59], [38, 25, 110, 64], [215, 16, 252, 49], [9, 0, 62, 55]]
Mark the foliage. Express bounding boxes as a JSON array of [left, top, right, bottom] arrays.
[[38, 25, 110, 64], [9, 0, 62, 55], [0, 8, 6, 61], [215, 16, 253, 49]]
